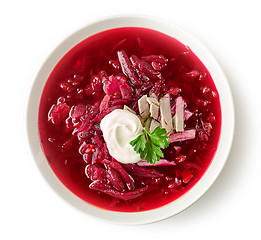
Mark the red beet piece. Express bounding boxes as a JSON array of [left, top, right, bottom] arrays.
[[84, 85, 93, 96], [140, 177, 162, 186], [200, 86, 211, 98], [102, 145, 111, 160], [203, 122, 212, 135], [109, 105, 123, 111], [60, 74, 83, 93], [124, 164, 164, 178], [77, 115, 92, 133], [91, 149, 99, 164], [198, 130, 209, 142], [151, 61, 162, 71], [99, 71, 109, 93], [184, 110, 193, 121], [141, 55, 168, 64], [169, 87, 181, 96], [138, 60, 161, 78], [77, 130, 94, 140], [83, 153, 92, 164], [115, 73, 127, 84], [102, 159, 134, 191], [182, 162, 202, 171], [119, 83, 133, 101], [92, 135, 105, 149], [48, 103, 70, 125], [91, 74, 102, 94], [175, 154, 186, 163], [99, 95, 110, 113], [117, 50, 142, 87], [110, 99, 128, 106], [181, 169, 193, 183], [70, 104, 86, 119], [91, 98, 110, 122], [149, 78, 164, 97], [85, 164, 106, 182], [79, 142, 95, 155], [91, 148, 105, 164], [167, 180, 176, 189], [91, 124, 102, 134], [60, 82, 72, 92], [109, 60, 121, 71], [183, 70, 199, 82], [141, 81, 153, 92], [207, 112, 216, 123], [72, 74, 84, 84], [130, 55, 150, 83], [174, 146, 182, 154], [89, 181, 148, 200], [106, 75, 121, 95], [92, 111, 108, 123], [77, 102, 99, 133], [106, 166, 125, 192], [194, 97, 211, 108]]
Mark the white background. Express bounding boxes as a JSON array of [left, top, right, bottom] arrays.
[[1, 0, 260, 239]]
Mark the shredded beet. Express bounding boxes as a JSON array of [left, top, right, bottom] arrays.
[[102, 159, 134, 191], [70, 104, 86, 119], [124, 164, 164, 178], [85, 164, 106, 182], [184, 110, 193, 121], [117, 50, 142, 87], [106, 75, 121, 95], [105, 166, 126, 192], [174, 146, 182, 154], [99, 95, 110, 113], [48, 103, 70, 125], [110, 99, 129, 106], [141, 55, 168, 64], [138, 59, 161, 79], [92, 135, 104, 149], [130, 55, 150, 83], [77, 102, 99, 133], [151, 61, 163, 71], [119, 83, 133, 101], [89, 180, 148, 200], [149, 78, 164, 97]]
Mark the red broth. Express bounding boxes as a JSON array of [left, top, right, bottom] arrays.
[[38, 27, 221, 212]]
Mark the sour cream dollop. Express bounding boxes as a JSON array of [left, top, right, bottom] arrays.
[[100, 109, 143, 164]]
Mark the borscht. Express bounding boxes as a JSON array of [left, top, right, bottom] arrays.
[[38, 27, 221, 212]]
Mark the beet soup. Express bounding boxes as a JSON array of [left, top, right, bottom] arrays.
[[38, 27, 221, 212]]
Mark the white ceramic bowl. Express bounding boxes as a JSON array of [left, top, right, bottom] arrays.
[[27, 15, 234, 224]]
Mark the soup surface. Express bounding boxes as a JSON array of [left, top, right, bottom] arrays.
[[38, 27, 221, 212]]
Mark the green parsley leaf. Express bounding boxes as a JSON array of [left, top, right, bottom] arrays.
[[150, 126, 170, 149], [129, 118, 170, 165], [130, 135, 145, 153]]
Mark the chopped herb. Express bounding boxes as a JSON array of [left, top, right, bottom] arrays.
[[130, 118, 170, 165]]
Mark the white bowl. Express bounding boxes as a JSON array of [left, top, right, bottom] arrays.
[[27, 15, 234, 224]]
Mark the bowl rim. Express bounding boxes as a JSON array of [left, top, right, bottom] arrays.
[[27, 14, 235, 225]]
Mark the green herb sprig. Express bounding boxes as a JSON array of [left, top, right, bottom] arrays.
[[130, 118, 170, 165]]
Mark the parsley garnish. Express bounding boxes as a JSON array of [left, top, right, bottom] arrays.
[[130, 118, 170, 165]]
